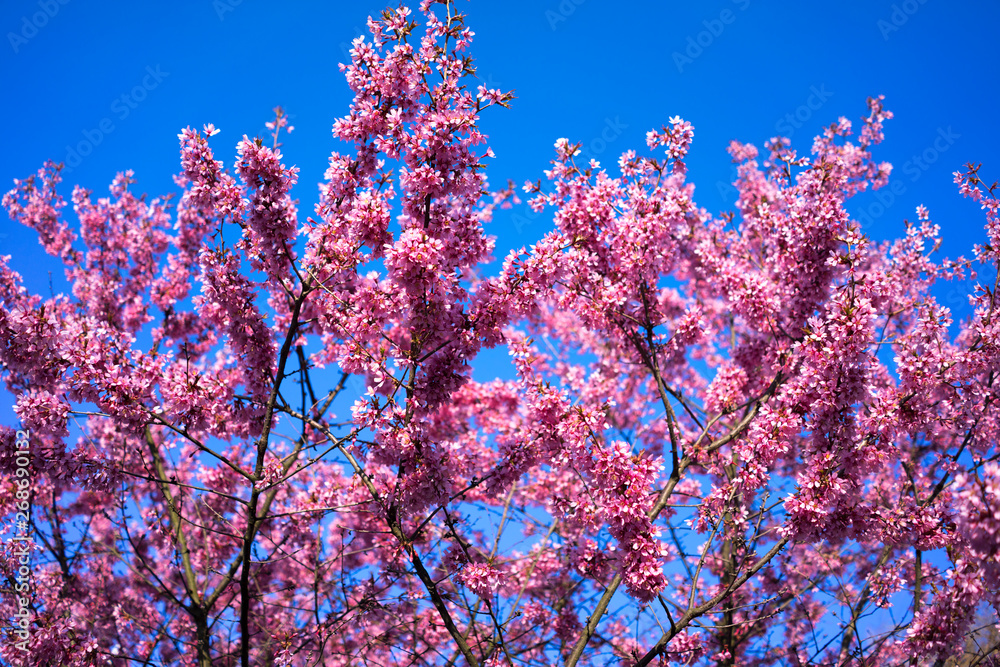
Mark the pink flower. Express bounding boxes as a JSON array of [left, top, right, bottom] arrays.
[[456, 561, 505, 599]]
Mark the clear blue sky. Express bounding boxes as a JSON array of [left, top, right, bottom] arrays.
[[1, 0, 998, 414]]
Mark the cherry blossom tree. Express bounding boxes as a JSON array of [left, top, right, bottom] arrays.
[[2, 2, 999, 665]]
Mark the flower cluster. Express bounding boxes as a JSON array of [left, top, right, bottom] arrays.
[[455, 561, 505, 600]]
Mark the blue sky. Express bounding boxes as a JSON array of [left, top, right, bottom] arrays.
[[1, 0, 998, 409]]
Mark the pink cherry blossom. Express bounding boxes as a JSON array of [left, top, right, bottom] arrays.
[[0, 3, 997, 666]]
